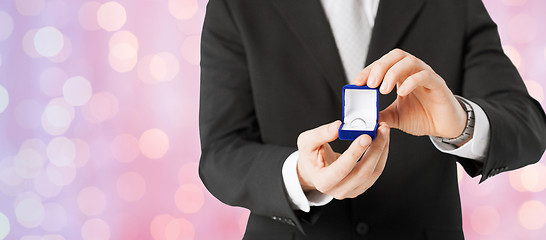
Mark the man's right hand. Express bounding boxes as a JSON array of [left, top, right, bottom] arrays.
[[296, 120, 390, 200]]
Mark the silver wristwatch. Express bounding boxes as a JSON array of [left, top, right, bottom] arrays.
[[433, 96, 475, 146]]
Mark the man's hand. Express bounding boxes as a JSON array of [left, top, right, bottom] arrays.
[[353, 49, 467, 138], [296, 120, 390, 200]]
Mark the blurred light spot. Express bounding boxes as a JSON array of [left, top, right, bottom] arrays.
[[168, 0, 198, 20], [0, 157, 24, 186], [42, 235, 66, 240], [178, 162, 200, 184], [14, 148, 44, 179], [502, 0, 527, 6], [20, 138, 47, 155], [508, 168, 526, 192], [15, 197, 45, 228], [0, 212, 9, 239], [82, 91, 119, 123], [49, 36, 72, 63], [518, 200, 546, 230], [116, 172, 146, 201], [175, 184, 204, 214], [14, 100, 43, 129], [150, 214, 175, 240], [139, 129, 170, 159], [15, 0, 45, 16], [34, 27, 64, 57], [47, 137, 76, 167], [470, 206, 500, 235], [81, 218, 111, 240], [23, 29, 41, 58], [33, 171, 62, 198], [40, 67, 67, 97], [150, 52, 180, 82], [41, 202, 67, 232], [20, 236, 41, 240], [63, 76, 93, 106], [508, 14, 536, 44], [502, 45, 521, 69], [239, 211, 250, 235], [112, 133, 139, 163], [177, 11, 205, 35], [79, 1, 101, 31], [523, 80, 544, 103], [77, 187, 107, 216], [46, 163, 76, 186], [520, 163, 546, 192], [97, 1, 127, 32], [181, 36, 200, 65], [72, 139, 90, 168], [0, 85, 8, 114], [108, 43, 138, 72], [41, 98, 75, 135], [165, 218, 194, 240], [0, 11, 14, 40], [109, 30, 139, 50]]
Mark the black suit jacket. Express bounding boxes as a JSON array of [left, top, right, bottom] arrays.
[[199, 0, 546, 239]]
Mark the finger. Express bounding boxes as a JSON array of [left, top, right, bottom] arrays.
[[366, 49, 408, 88], [396, 70, 438, 96], [379, 55, 423, 95], [352, 66, 372, 86], [378, 103, 399, 129], [329, 124, 390, 198], [320, 134, 372, 190], [319, 143, 338, 167], [298, 120, 341, 152]]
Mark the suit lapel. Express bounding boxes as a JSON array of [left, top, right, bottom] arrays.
[[366, 0, 426, 110], [272, 0, 346, 101]]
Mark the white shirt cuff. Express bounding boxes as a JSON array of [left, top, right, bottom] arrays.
[[430, 97, 490, 161], [282, 151, 333, 212]]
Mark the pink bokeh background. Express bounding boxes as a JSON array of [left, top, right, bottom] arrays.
[[0, 0, 544, 239]]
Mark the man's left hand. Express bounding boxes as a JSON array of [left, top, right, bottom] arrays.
[[353, 49, 467, 138]]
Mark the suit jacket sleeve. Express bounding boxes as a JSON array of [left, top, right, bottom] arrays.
[[198, 0, 304, 230], [457, 0, 546, 182]]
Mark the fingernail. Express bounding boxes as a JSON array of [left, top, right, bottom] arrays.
[[380, 84, 387, 93], [360, 136, 371, 147]]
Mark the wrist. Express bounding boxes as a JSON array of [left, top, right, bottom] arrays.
[[296, 160, 315, 192]]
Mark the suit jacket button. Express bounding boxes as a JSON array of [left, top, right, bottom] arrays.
[[356, 222, 369, 236]]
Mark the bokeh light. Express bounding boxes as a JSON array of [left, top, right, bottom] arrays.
[[77, 187, 107, 216], [40, 67, 68, 97], [63, 76, 93, 106], [47, 137, 76, 167], [14, 147, 44, 179], [22, 29, 41, 58], [15, 196, 45, 228], [508, 14, 537, 43], [40, 202, 67, 232], [72, 138, 91, 168], [519, 163, 546, 192], [168, 0, 198, 20], [33, 27, 65, 58], [41, 97, 75, 135], [81, 218, 111, 240], [78, 1, 101, 31], [81, 91, 119, 123], [0, 212, 9, 239], [15, 0, 45, 16], [97, 1, 127, 32], [139, 129, 170, 159], [175, 184, 204, 214], [0, 11, 14, 41], [116, 172, 146, 201], [46, 163, 76, 186], [470, 206, 501, 235], [111, 133, 140, 163], [165, 218, 195, 240], [33, 171, 62, 198], [518, 200, 546, 230], [0, 84, 8, 114]]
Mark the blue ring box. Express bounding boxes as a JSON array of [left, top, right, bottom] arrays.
[[338, 85, 379, 141]]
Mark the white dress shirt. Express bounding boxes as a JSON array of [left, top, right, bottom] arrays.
[[282, 0, 491, 212]]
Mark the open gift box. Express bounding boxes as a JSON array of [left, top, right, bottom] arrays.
[[338, 85, 378, 141]]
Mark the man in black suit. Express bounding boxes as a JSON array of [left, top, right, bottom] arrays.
[[199, 0, 546, 239]]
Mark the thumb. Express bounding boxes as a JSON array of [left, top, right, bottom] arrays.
[[297, 120, 341, 152], [378, 104, 398, 129]]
